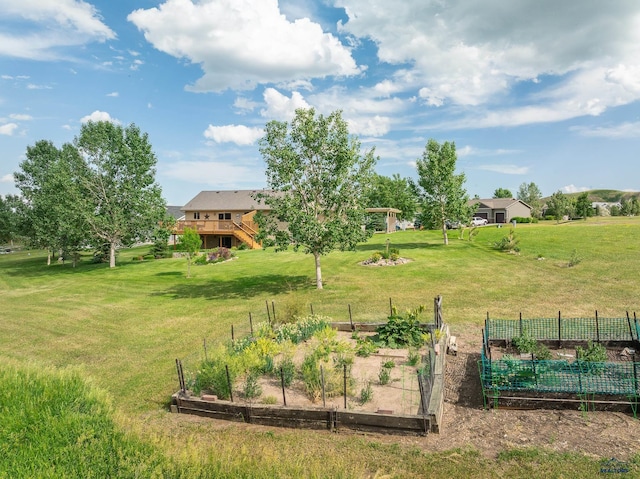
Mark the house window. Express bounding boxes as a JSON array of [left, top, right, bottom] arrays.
[[193, 212, 200, 220], [218, 212, 231, 220]]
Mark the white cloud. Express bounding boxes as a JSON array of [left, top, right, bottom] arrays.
[[203, 124, 264, 146], [346, 115, 390, 137], [477, 164, 529, 175], [562, 184, 590, 193], [9, 114, 33, 121], [571, 122, 640, 139], [106, 92, 119, 97], [0, 0, 116, 60], [27, 84, 52, 90], [233, 96, 259, 113], [1, 173, 15, 183], [80, 110, 119, 124], [128, 0, 360, 92], [261, 88, 310, 120], [335, 0, 640, 124], [0, 123, 18, 135]]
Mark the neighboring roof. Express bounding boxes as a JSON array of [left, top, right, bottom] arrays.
[[470, 198, 531, 210], [365, 207, 402, 214], [166, 205, 185, 220], [181, 190, 271, 212]]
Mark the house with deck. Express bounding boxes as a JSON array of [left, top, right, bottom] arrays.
[[174, 190, 269, 249]]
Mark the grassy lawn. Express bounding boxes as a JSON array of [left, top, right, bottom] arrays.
[[1, 217, 639, 477]]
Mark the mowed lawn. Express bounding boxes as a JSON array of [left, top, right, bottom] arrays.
[[1, 217, 639, 478]]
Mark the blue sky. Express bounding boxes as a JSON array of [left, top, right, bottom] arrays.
[[1, 0, 639, 206]]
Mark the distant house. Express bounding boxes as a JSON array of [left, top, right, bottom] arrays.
[[469, 198, 532, 224], [365, 207, 401, 233], [174, 190, 270, 249]]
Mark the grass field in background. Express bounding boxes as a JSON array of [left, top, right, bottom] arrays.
[[1, 217, 639, 477]]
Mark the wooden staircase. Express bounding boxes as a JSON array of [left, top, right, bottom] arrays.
[[232, 221, 261, 249]]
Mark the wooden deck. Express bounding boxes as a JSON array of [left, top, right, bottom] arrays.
[[174, 219, 261, 249]]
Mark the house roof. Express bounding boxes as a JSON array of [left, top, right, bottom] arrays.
[[166, 205, 185, 220], [470, 198, 531, 210], [181, 190, 271, 212], [366, 207, 402, 214]]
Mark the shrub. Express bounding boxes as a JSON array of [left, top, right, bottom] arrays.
[[389, 253, 399, 261], [494, 228, 520, 253], [193, 253, 208, 265], [370, 252, 382, 262], [568, 249, 582, 267], [237, 242, 249, 250], [193, 359, 236, 400]]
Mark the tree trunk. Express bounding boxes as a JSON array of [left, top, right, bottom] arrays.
[[109, 243, 116, 268], [47, 250, 51, 266], [314, 252, 323, 290], [442, 224, 449, 245]]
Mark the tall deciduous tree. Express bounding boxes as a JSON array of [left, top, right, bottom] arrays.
[[546, 190, 572, 221], [574, 192, 593, 219], [365, 173, 419, 221], [255, 108, 377, 290], [415, 139, 471, 245], [493, 187, 513, 198], [517, 182, 543, 218], [74, 121, 166, 268], [0, 194, 20, 245], [14, 140, 88, 265]]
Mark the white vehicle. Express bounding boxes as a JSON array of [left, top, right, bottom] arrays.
[[471, 217, 488, 226]]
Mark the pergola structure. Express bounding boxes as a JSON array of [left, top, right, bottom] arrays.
[[365, 207, 402, 233]]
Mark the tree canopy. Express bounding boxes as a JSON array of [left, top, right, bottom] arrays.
[[75, 121, 166, 268], [255, 108, 377, 289], [493, 187, 513, 198], [415, 139, 471, 245], [14, 122, 166, 268], [364, 173, 418, 221], [14, 140, 88, 265], [517, 182, 543, 218]]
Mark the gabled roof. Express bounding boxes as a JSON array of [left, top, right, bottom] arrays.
[[181, 190, 270, 212], [166, 205, 185, 220], [469, 198, 531, 210]]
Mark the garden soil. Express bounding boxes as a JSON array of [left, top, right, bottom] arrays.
[[170, 329, 640, 460]]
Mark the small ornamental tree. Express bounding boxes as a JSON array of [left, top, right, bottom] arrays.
[[255, 108, 377, 289], [180, 227, 201, 278]]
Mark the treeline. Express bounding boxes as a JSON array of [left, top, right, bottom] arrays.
[[1, 121, 168, 267]]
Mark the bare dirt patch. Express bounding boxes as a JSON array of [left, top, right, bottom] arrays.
[[254, 332, 423, 415]]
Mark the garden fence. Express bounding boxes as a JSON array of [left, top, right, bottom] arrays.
[[480, 314, 640, 403]]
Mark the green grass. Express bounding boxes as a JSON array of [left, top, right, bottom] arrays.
[[1, 217, 640, 477]]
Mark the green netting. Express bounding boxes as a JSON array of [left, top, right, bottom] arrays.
[[480, 355, 640, 396], [481, 316, 640, 397], [486, 317, 639, 342]]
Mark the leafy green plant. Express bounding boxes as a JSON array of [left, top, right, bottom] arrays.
[[378, 365, 391, 385], [576, 341, 607, 362], [382, 360, 395, 369], [375, 305, 427, 348], [407, 348, 421, 366], [243, 370, 262, 400], [261, 395, 278, 405], [355, 337, 379, 357], [278, 357, 296, 387], [568, 249, 582, 267], [359, 380, 373, 404], [512, 331, 552, 359]]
